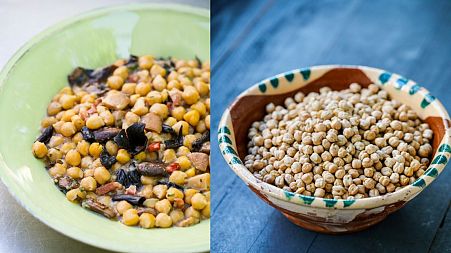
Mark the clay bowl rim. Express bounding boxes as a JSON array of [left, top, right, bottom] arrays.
[[219, 65, 451, 210]]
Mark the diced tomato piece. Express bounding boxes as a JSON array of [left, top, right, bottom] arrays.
[[166, 162, 181, 173], [147, 142, 161, 152]]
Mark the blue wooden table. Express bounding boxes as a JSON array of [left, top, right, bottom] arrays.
[[210, 0, 451, 252]]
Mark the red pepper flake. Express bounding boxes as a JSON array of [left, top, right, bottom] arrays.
[[147, 142, 161, 152], [166, 162, 181, 173]]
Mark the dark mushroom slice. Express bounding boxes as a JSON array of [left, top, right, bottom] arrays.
[[126, 122, 147, 154], [113, 129, 130, 150], [195, 55, 202, 66], [68, 67, 93, 87], [192, 130, 210, 152], [164, 126, 184, 149], [115, 169, 130, 188], [100, 149, 117, 169], [156, 179, 184, 191], [89, 65, 117, 83], [82, 199, 116, 219], [93, 127, 121, 143], [112, 194, 145, 205], [162, 124, 176, 135], [115, 168, 141, 188], [114, 123, 148, 155], [125, 55, 139, 70], [56, 176, 79, 193], [36, 126, 54, 144], [137, 162, 167, 177], [81, 126, 95, 142]]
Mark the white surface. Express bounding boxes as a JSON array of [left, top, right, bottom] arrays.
[[0, 1, 209, 252]]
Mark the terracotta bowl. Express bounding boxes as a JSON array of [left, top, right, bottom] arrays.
[[218, 65, 451, 234]]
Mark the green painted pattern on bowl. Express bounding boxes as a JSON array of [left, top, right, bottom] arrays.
[[0, 4, 209, 253]]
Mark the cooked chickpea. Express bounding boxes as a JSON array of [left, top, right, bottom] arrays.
[[80, 176, 97, 191], [149, 103, 169, 118], [172, 121, 190, 136], [155, 213, 172, 228], [59, 94, 77, 109], [49, 163, 66, 177], [191, 193, 207, 210], [60, 122, 77, 137], [155, 199, 172, 214], [122, 209, 140, 226], [65, 149, 81, 166], [182, 86, 200, 105], [135, 82, 151, 96], [89, 143, 103, 158], [32, 141, 48, 158], [171, 107, 186, 121], [116, 149, 131, 164], [153, 184, 168, 199], [169, 171, 187, 185], [86, 114, 105, 129], [107, 75, 124, 90], [139, 213, 156, 228], [166, 187, 184, 202], [116, 200, 132, 215], [67, 167, 83, 179], [94, 166, 111, 185], [183, 110, 200, 126]]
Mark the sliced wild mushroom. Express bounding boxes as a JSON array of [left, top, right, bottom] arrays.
[[164, 126, 183, 149], [115, 168, 141, 188], [113, 123, 147, 155], [93, 127, 121, 142], [36, 126, 54, 144], [192, 130, 210, 151], [162, 124, 176, 135], [81, 126, 95, 142], [57, 176, 79, 193], [68, 65, 117, 87], [112, 194, 145, 205], [156, 179, 184, 191], [103, 90, 130, 110], [100, 149, 117, 169], [82, 199, 116, 219], [141, 112, 162, 133], [137, 207, 157, 216], [137, 162, 167, 176], [187, 152, 209, 171], [95, 182, 122, 195]]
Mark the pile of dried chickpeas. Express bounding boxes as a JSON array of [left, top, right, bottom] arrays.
[[245, 83, 433, 200], [32, 55, 210, 228]]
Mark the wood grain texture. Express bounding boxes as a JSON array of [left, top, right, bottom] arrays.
[[0, 1, 209, 252], [211, 0, 451, 252]]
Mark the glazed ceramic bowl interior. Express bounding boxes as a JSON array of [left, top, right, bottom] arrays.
[[0, 4, 209, 253], [219, 65, 450, 212]]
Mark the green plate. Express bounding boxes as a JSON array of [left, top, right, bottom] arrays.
[[0, 4, 209, 253]]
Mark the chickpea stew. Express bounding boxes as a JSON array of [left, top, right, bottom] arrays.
[[32, 55, 210, 228]]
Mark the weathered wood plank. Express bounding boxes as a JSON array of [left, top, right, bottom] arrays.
[[430, 202, 451, 253], [211, 0, 451, 252], [212, 0, 274, 68]]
